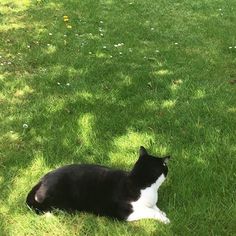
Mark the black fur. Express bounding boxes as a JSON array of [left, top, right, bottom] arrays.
[[26, 146, 170, 220]]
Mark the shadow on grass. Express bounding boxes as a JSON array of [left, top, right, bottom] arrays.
[[0, 0, 235, 235]]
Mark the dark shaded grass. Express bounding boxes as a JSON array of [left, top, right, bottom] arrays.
[[0, 0, 236, 235]]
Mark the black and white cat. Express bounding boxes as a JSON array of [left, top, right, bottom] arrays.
[[26, 146, 170, 223]]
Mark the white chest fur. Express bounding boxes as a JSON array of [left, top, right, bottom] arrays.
[[131, 174, 165, 208], [127, 174, 169, 223]]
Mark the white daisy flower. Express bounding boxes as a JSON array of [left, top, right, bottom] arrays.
[[23, 124, 28, 129]]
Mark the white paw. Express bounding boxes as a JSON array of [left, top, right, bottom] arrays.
[[159, 211, 166, 217], [43, 212, 54, 218], [157, 215, 170, 224], [153, 206, 167, 217], [162, 217, 170, 224]]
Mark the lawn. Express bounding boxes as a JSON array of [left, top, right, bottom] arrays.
[[0, 0, 236, 235]]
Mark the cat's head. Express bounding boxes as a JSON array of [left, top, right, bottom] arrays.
[[130, 146, 170, 188]]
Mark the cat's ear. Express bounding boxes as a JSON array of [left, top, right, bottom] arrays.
[[139, 146, 148, 157], [163, 156, 171, 165]]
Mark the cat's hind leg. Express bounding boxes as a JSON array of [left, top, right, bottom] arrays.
[[26, 182, 51, 213]]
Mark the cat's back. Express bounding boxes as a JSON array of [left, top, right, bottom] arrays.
[[42, 163, 128, 188]]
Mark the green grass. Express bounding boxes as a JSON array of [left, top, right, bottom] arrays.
[[0, 0, 236, 235]]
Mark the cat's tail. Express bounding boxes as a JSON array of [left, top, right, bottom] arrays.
[[26, 181, 50, 214]]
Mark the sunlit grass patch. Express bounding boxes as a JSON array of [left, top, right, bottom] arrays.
[[161, 99, 176, 109], [1, 0, 236, 235], [113, 130, 153, 151], [77, 113, 96, 147], [193, 89, 206, 99], [0, 131, 22, 149], [153, 69, 173, 76]]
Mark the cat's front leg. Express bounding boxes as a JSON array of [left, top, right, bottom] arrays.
[[153, 205, 167, 217], [155, 211, 170, 224], [127, 207, 170, 224], [153, 211, 170, 224]]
